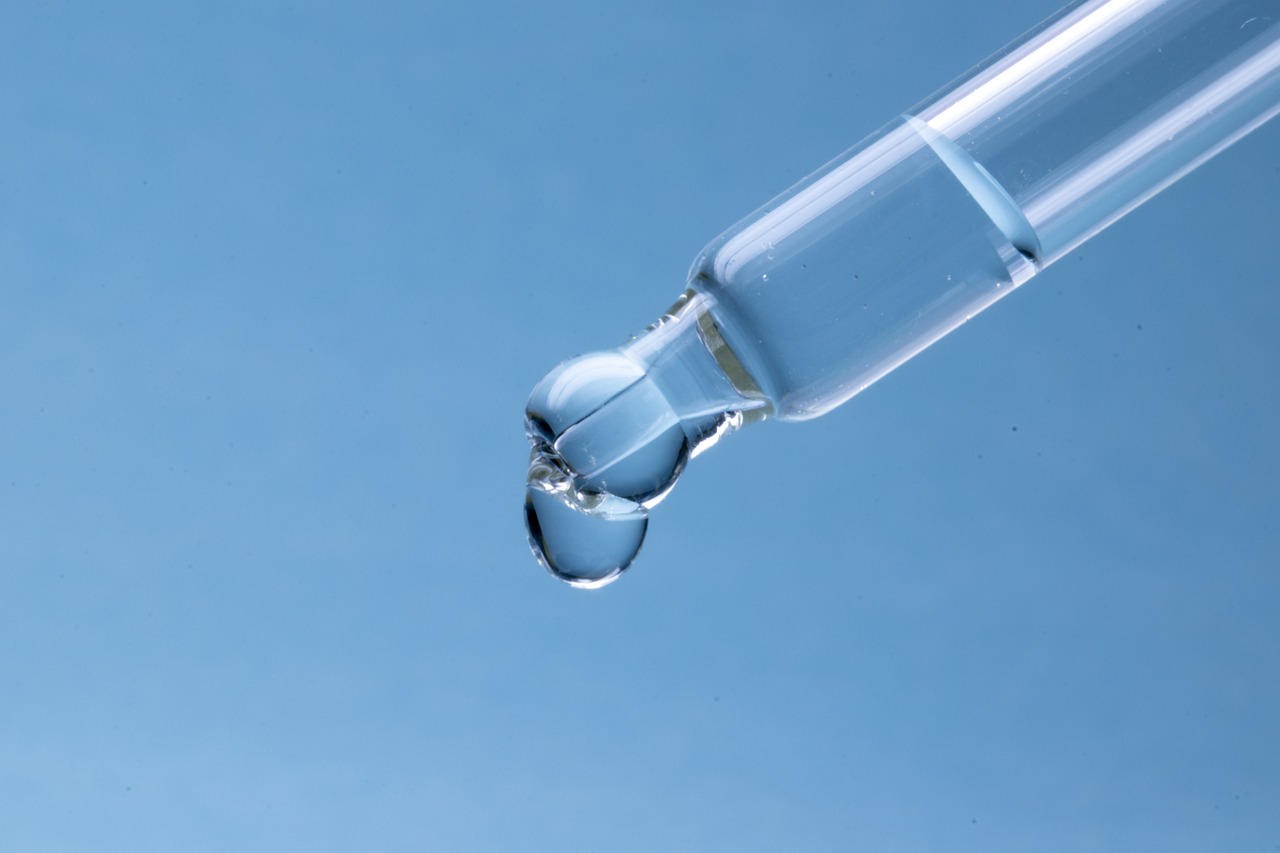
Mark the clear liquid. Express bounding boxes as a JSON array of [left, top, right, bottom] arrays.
[[524, 438, 651, 589], [691, 117, 1038, 420], [525, 117, 1040, 587], [522, 302, 759, 587]]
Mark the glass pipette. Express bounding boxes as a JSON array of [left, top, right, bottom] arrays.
[[524, 0, 1280, 588]]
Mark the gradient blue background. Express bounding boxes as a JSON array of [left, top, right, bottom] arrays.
[[3, 1, 1279, 849]]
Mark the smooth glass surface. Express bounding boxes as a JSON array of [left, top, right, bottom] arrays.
[[919, 0, 1280, 261], [694, 117, 1038, 420]]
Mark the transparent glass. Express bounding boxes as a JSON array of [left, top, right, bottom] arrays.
[[524, 0, 1280, 588]]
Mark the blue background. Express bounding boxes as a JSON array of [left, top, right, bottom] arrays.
[[3, 1, 1279, 849]]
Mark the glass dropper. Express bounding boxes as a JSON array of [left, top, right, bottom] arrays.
[[525, 0, 1280, 588]]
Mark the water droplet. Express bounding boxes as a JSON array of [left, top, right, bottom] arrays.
[[523, 351, 691, 588], [525, 466, 648, 589]]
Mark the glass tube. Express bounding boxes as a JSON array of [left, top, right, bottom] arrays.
[[524, 0, 1280, 588]]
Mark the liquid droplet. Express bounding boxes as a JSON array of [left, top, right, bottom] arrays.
[[523, 351, 690, 588], [524, 454, 648, 589], [522, 296, 765, 589]]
